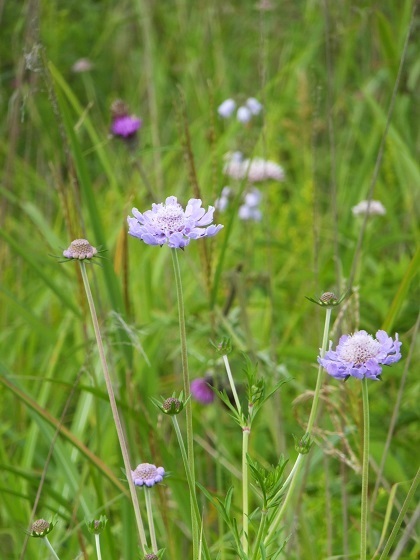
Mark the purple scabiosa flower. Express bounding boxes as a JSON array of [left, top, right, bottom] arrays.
[[352, 200, 386, 217], [191, 376, 215, 404], [110, 99, 142, 139], [63, 239, 98, 260], [131, 463, 165, 487], [218, 98, 236, 118], [318, 330, 401, 381], [111, 115, 142, 138], [128, 196, 223, 249]]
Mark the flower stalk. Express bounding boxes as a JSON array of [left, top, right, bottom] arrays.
[[264, 306, 332, 545], [144, 489, 158, 554], [43, 537, 61, 560], [170, 250, 199, 559], [94, 534, 102, 560], [360, 377, 370, 560], [242, 426, 250, 556], [79, 262, 148, 552]]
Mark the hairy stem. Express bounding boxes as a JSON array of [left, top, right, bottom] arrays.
[[170, 250, 199, 558], [145, 489, 158, 554], [80, 262, 148, 552], [360, 378, 370, 560], [264, 306, 332, 546]]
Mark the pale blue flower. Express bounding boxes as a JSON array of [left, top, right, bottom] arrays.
[[318, 330, 401, 381], [246, 97, 263, 115], [218, 98, 236, 118], [128, 196, 223, 249], [237, 106, 252, 123], [131, 463, 165, 487]]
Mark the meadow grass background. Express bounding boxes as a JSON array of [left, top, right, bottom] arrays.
[[0, 0, 419, 558]]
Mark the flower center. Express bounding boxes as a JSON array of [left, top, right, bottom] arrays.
[[132, 463, 159, 481], [153, 205, 185, 235], [340, 332, 380, 364]]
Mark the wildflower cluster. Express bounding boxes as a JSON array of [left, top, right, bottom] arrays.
[[223, 151, 285, 183], [217, 96, 263, 124]]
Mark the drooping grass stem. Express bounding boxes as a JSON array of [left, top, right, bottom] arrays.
[[170, 249, 199, 559], [79, 262, 148, 553], [264, 306, 332, 545], [360, 377, 370, 560]]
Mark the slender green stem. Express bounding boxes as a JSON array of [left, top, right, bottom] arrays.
[[145, 489, 158, 553], [251, 507, 267, 560], [79, 262, 148, 552], [242, 426, 250, 556], [360, 378, 370, 560], [264, 307, 332, 546], [43, 537, 60, 560], [94, 534, 102, 560], [378, 468, 420, 560], [222, 354, 242, 414], [170, 250, 199, 559], [171, 417, 211, 560]]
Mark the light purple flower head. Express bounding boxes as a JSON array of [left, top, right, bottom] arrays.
[[318, 330, 401, 381], [128, 196, 223, 249], [246, 97, 263, 115], [218, 98, 236, 118], [191, 377, 215, 404], [237, 106, 252, 123], [131, 463, 165, 487], [111, 115, 142, 138]]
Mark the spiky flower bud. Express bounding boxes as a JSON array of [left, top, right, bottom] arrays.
[[143, 555, 159, 560], [212, 336, 232, 356], [86, 515, 108, 535], [320, 292, 337, 304], [111, 99, 129, 118], [162, 397, 183, 415], [29, 518, 55, 538], [293, 433, 313, 455], [306, 290, 350, 308]]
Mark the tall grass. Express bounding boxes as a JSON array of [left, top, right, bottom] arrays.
[[0, 0, 419, 558]]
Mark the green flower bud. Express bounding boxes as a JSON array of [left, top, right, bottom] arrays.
[[306, 290, 350, 308], [293, 433, 313, 455], [28, 517, 56, 538], [162, 397, 183, 415], [86, 515, 108, 535]]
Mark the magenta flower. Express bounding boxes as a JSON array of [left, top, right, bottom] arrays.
[[318, 330, 401, 381], [128, 196, 223, 249], [111, 115, 142, 138], [131, 463, 165, 487], [191, 377, 215, 404]]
